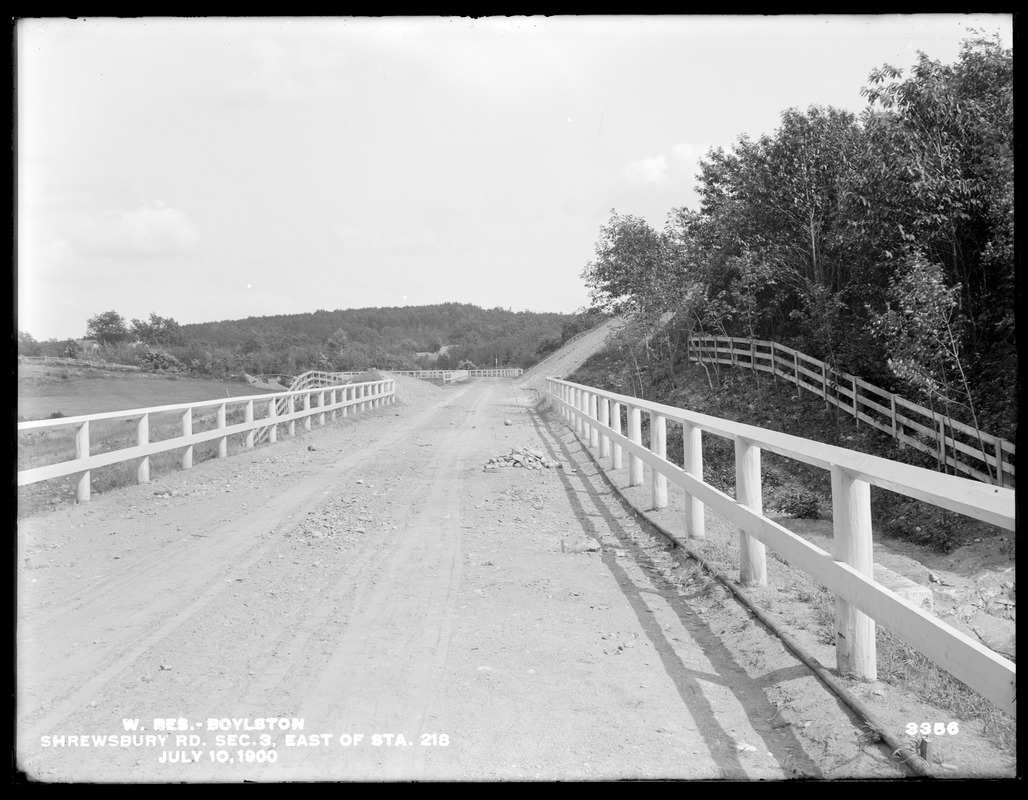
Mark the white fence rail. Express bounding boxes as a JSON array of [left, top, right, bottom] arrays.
[[18, 378, 396, 503], [387, 368, 522, 380], [687, 336, 1015, 488], [545, 377, 1016, 718]]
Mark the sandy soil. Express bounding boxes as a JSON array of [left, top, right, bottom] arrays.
[[15, 369, 1015, 782]]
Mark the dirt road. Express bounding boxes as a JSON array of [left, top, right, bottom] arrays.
[[17, 378, 910, 781]]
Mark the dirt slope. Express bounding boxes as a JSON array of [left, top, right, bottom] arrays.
[[517, 316, 626, 396]]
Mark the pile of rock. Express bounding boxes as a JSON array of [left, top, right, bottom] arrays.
[[484, 447, 560, 471]]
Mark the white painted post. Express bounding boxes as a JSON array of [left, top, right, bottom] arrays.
[[628, 405, 643, 487], [589, 393, 599, 449], [612, 402, 623, 470], [268, 398, 278, 443], [319, 390, 326, 426], [137, 413, 150, 484], [182, 409, 193, 469], [288, 395, 296, 436], [682, 421, 704, 540], [342, 387, 349, 418], [735, 437, 767, 586], [831, 466, 877, 680], [851, 375, 859, 424], [245, 400, 255, 449], [598, 397, 610, 459], [217, 403, 228, 458], [574, 389, 583, 436], [329, 389, 337, 422], [303, 393, 312, 432], [651, 412, 667, 509], [75, 420, 91, 502]]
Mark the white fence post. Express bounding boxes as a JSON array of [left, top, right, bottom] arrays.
[[589, 393, 599, 449], [137, 413, 150, 484], [268, 397, 278, 443], [651, 412, 668, 509], [303, 393, 312, 432], [75, 420, 91, 502], [628, 405, 643, 487], [611, 402, 623, 470], [319, 390, 326, 426], [682, 420, 704, 539], [342, 387, 349, 418], [735, 437, 767, 586], [181, 409, 193, 470], [574, 389, 583, 437], [832, 466, 877, 680], [245, 400, 255, 449], [217, 402, 228, 458], [288, 395, 296, 436], [598, 397, 610, 460]]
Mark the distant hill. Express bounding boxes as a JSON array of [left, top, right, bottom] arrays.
[[180, 303, 576, 371]]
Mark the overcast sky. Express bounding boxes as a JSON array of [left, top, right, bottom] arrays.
[[16, 15, 1013, 341]]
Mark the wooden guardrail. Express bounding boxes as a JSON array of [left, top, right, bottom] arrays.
[[544, 377, 1016, 718], [17, 377, 396, 503], [687, 336, 1015, 488]]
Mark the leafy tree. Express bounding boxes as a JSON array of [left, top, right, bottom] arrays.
[[86, 310, 129, 346], [18, 331, 42, 357], [131, 313, 183, 346]]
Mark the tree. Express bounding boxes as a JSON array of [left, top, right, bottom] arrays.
[[130, 313, 183, 346], [18, 331, 42, 357], [86, 310, 129, 346]]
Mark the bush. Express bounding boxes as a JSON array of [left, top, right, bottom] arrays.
[[776, 486, 821, 519]]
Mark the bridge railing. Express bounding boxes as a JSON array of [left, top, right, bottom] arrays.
[[18, 378, 396, 503], [687, 335, 1015, 487], [545, 377, 1016, 718]]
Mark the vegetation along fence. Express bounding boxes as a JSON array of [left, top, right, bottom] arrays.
[[386, 368, 523, 380], [17, 375, 396, 503], [544, 377, 1016, 718], [687, 336, 1015, 488]]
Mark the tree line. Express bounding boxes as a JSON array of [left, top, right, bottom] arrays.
[[17, 303, 577, 378], [582, 35, 1014, 438]]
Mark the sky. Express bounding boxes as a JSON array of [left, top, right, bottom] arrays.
[[16, 14, 1014, 341]]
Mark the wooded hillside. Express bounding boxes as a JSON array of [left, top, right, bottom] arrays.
[[581, 35, 1015, 439]]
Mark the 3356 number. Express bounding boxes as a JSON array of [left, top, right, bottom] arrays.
[[906, 722, 959, 736]]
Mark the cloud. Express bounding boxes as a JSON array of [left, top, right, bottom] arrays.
[[66, 202, 200, 259], [623, 154, 669, 184], [623, 142, 711, 186]]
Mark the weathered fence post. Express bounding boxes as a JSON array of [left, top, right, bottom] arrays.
[[137, 413, 150, 484], [598, 397, 610, 459], [217, 402, 228, 458], [650, 411, 667, 509], [735, 437, 767, 586], [682, 420, 705, 540], [831, 466, 876, 680], [628, 405, 644, 487], [75, 420, 91, 502], [612, 402, 623, 470]]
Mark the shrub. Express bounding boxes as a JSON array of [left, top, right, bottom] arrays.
[[776, 486, 821, 519]]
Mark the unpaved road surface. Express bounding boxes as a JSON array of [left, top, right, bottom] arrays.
[[19, 378, 922, 781]]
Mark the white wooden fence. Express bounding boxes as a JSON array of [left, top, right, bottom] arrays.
[[545, 377, 1016, 718], [387, 368, 522, 380], [18, 377, 396, 503], [688, 336, 1015, 488]]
